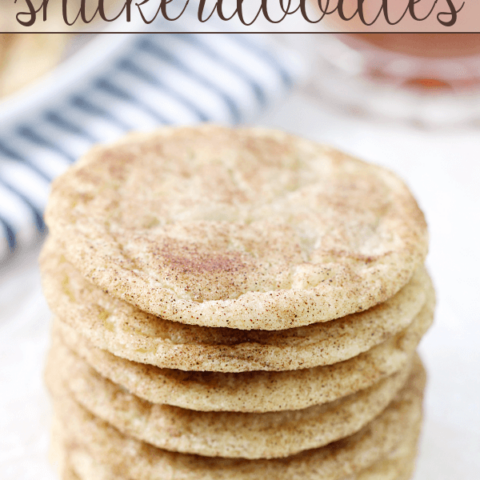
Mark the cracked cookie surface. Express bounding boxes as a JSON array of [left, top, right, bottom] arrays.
[[45, 125, 428, 330]]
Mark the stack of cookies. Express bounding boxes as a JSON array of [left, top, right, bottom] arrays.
[[41, 125, 434, 480]]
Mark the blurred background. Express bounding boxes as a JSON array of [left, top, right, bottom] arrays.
[[1, 8, 480, 479]]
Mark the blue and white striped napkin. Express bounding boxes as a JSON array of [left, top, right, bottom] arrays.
[[0, 33, 304, 262]]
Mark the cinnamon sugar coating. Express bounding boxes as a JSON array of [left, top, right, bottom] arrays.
[[53, 281, 434, 413], [48, 359, 425, 480], [45, 126, 428, 330], [41, 236, 430, 372]]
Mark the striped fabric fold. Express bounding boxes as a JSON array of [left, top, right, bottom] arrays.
[[0, 33, 304, 262]]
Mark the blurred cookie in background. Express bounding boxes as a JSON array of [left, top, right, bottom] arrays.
[[0, 0, 121, 99], [0, 34, 68, 98], [0, 1, 67, 99]]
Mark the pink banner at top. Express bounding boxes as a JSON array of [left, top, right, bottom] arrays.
[[0, 0, 478, 32]]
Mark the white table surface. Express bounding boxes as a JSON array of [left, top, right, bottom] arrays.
[[1, 83, 479, 479]]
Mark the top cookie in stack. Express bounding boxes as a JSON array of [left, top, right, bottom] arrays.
[[42, 125, 432, 480], [45, 125, 428, 331]]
